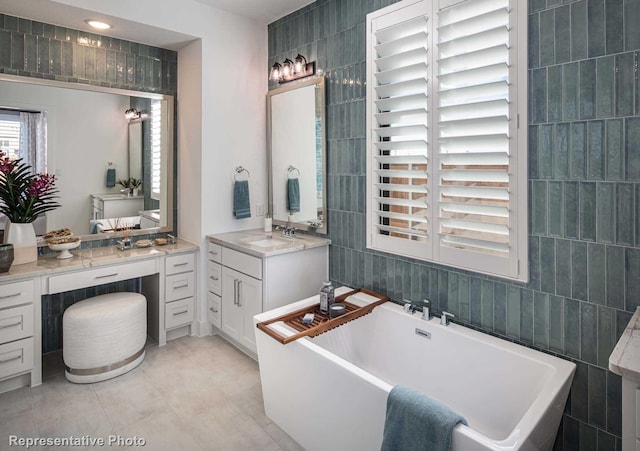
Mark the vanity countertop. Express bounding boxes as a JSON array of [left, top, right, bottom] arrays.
[[0, 238, 198, 284], [91, 193, 144, 200], [207, 229, 330, 258], [609, 307, 640, 383]]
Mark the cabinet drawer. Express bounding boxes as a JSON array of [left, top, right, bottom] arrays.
[[166, 272, 195, 302], [207, 242, 222, 263], [222, 247, 262, 279], [0, 280, 34, 308], [0, 304, 33, 344], [48, 259, 157, 294], [207, 291, 221, 328], [166, 253, 195, 275], [165, 298, 194, 330], [207, 261, 222, 295], [0, 337, 33, 380]]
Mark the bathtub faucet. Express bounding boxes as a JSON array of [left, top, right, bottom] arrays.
[[440, 311, 455, 326], [422, 300, 431, 320], [403, 301, 417, 314]]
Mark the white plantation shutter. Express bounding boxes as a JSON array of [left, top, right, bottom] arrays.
[[150, 99, 162, 200], [367, 0, 527, 281], [0, 111, 20, 160], [367, 0, 432, 260]]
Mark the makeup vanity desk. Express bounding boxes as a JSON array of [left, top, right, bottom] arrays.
[[0, 239, 198, 394]]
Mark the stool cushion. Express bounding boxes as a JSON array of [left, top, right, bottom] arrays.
[[63, 292, 146, 381]]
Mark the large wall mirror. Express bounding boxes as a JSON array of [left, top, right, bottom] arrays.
[[0, 74, 174, 241], [267, 76, 326, 234]]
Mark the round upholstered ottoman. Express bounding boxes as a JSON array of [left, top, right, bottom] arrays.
[[63, 292, 147, 384]]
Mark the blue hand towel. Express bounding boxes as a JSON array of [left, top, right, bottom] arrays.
[[287, 178, 300, 212], [233, 180, 251, 219], [89, 219, 100, 234], [381, 385, 467, 451], [106, 168, 116, 188]]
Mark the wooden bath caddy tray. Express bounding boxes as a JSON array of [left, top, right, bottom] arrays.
[[256, 288, 389, 344]]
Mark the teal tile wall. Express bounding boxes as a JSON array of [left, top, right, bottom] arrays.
[[0, 13, 177, 94], [0, 13, 178, 352], [269, 0, 640, 449]]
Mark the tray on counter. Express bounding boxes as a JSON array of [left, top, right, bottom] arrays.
[[256, 288, 389, 344]]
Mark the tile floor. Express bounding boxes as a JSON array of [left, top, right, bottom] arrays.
[[0, 336, 303, 451]]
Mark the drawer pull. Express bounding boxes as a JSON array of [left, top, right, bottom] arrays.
[[0, 352, 21, 364], [0, 320, 22, 329], [173, 262, 189, 267], [172, 308, 189, 316], [173, 283, 189, 289], [95, 273, 118, 279], [0, 292, 21, 300], [209, 250, 218, 255], [209, 275, 219, 281], [209, 307, 219, 313]]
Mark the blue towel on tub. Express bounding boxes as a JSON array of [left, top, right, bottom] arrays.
[[233, 180, 251, 219], [381, 385, 467, 451], [287, 177, 300, 212]]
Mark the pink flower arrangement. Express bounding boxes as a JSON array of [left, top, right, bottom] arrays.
[[0, 150, 60, 223]]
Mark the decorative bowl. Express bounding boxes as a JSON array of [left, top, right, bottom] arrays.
[[48, 238, 81, 259]]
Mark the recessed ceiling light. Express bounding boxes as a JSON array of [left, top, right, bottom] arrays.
[[85, 20, 111, 30]]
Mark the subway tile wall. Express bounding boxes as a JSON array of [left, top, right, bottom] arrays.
[[0, 13, 178, 352], [268, 0, 640, 449], [0, 13, 177, 94]]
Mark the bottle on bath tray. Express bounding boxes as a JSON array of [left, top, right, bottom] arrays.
[[319, 281, 335, 315]]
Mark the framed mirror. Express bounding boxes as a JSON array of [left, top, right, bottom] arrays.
[[267, 76, 326, 234], [0, 74, 174, 241]]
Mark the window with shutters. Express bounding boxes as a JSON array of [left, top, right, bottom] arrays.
[[366, 0, 527, 282], [150, 99, 162, 201], [0, 111, 20, 161]]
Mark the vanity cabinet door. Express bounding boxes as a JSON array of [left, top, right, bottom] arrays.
[[221, 267, 262, 354], [221, 267, 242, 340], [237, 273, 262, 353]]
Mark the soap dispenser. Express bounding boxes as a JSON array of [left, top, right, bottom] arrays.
[[319, 281, 335, 315]]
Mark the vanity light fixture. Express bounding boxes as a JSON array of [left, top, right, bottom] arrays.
[[269, 62, 282, 81], [125, 108, 141, 120], [85, 19, 112, 30], [269, 54, 316, 84]]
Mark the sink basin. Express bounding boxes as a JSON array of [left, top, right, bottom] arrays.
[[248, 238, 292, 248]]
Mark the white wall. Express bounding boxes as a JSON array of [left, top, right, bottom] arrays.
[[0, 80, 129, 234]]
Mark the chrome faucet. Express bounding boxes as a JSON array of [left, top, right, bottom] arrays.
[[403, 301, 416, 314], [421, 299, 431, 320], [440, 311, 455, 326], [275, 225, 296, 238]]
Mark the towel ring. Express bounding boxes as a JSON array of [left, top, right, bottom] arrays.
[[234, 166, 250, 181], [287, 165, 300, 179]]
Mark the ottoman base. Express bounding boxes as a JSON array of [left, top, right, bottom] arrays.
[[65, 348, 146, 384]]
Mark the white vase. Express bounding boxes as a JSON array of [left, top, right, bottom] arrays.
[[4, 220, 37, 265]]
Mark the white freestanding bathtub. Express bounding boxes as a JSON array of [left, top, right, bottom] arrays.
[[254, 288, 575, 451]]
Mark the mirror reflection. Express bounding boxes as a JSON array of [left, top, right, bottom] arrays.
[[268, 76, 326, 234], [0, 76, 173, 239]]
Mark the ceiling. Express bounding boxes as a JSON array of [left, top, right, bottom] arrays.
[[192, 0, 314, 23], [0, 0, 313, 50]]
